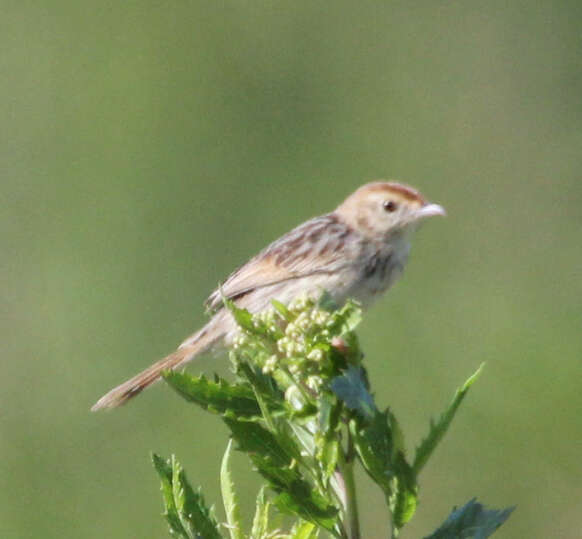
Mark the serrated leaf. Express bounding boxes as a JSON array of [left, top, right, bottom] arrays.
[[152, 453, 222, 539], [322, 300, 362, 339], [163, 371, 262, 419], [336, 302, 362, 335], [248, 368, 286, 408], [221, 439, 243, 539], [349, 412, 393, 493], [226, 413, 305, 482], [236, 362, 286, 428], [250, 486, 270, 539], [349, 409, 418, 532], [223, 296, 267, 336], [424, 498, 515, 539], [225, 417, 338, 531], [330, 366, 375, 419], [273, 485, 338, 531], [152, 453, 190, 538], [413, 364, 484, 474], [172, 456, 222, 539], [243, 452, 338, 531], [389, 452, 418, 530], [250, 453, 302, 489], [224, 418, 291, 468]]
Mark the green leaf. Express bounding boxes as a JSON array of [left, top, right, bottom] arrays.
[[163, 371, 262, 419], [424, 498, 515, 539], [220, 440, 243, 539], [413, 364, 484, 474], [270, 298, 291, 320], [152, 453, 222, 539], [387, 409, 407, 459], [237, 362, 283, 402], [289, 422, 317, 457], [330, 366, 375, 419], [318, 290, 340, 312], [350, 409, 418, 532], [242, 452, 337, 531], [250, 486, 270, 539], [319, 437, 340, 482], [315, 393, 341, 481], [337, 302, 362, 335], [152, 453, 190, 538], [389, 452, 418, 530], [223, 418, 292, 468], [350, 412, 393, 493], [273, 485, 338, 531], [318, 392, 340, 438], [325, 300, 362, 336], [172, 456, 221, 539], [385, 411, 418, 532], [236, 362, 286, 431], [223, 296, 266, 336], [289, 520, 319, 538], [224, 418, 337, 531], [250, 454, 303, 490]]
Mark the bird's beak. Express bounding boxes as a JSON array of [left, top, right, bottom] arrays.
[[415, 203, 446, 219]]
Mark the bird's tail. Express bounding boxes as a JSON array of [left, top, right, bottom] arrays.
[[91, 323, 222, 411]]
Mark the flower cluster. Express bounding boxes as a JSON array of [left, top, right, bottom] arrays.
[[229, 294, 362, 397]]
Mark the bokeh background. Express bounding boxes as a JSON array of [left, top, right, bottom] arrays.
[[2, 1, 581, 537]]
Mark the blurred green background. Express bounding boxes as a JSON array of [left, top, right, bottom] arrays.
[[1, 1, 581, 537]]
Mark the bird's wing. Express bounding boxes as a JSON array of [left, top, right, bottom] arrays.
[[204, 214, 354, 312]]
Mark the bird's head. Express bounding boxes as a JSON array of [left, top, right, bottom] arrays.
[[336, 181, 445, 241]]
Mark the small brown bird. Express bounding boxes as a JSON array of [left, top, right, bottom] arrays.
[[92, 181, 445, 410]]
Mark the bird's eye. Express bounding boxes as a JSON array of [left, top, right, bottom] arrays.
[[382, 200, 397, 213]]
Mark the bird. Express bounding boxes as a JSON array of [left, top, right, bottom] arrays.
[[91, 181, 445, 410]]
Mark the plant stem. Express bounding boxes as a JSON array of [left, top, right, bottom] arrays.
[[336, 437, 360, 539]]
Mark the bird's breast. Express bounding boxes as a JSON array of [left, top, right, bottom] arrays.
[[353, 238, 410, 307]]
